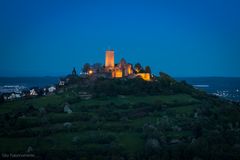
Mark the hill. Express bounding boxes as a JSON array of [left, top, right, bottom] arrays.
[[0, 74, 240, 159]]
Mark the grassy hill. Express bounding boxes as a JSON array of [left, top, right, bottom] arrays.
[[0, 76, 240, 159]]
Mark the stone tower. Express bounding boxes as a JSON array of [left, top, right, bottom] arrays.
[[105, 49, 114, 71]]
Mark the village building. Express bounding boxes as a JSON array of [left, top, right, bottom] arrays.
[[59, 80, 65, 86], [48, 86, 56, 93], [30, 88, 38, 96], [3, 92, 21, 100]]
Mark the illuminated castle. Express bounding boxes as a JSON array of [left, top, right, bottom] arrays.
[[104, 49, 150, 81]]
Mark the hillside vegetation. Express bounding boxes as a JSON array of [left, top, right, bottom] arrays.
[[0, 75, 240, 160]]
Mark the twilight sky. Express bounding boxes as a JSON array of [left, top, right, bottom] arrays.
[[0, 0, 240, 77]]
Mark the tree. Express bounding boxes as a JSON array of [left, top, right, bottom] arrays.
[[134, 63, 142, 73], [145, 66, 151, 74], [93, 63, 103, 73], [0, 94, 4, 103], [82, 63, 91, 73], [192, 123, 202, 138], [72, 67, 77, 76]]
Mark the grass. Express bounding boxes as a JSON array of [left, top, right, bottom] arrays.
[[131, 116, 158, 128], [168, 104, 197, 115], [0, 93, 201, 157], [0, 95, 64, 113], [0, 137, 34, 152], [118, 132, 144, 153], [73, 94, 199, 107]]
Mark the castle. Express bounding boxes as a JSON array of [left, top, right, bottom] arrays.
[[105, 49, 151, 81], [105, 49, 133, 78], [87, 49, 151, 81]]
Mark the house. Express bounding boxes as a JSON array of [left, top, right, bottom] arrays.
[[3, 92, 22, 100], [59, 80, 65, 86], [48, 86, 56, 93], [30, 88, 38, 96], [43, 88, 47, 96]]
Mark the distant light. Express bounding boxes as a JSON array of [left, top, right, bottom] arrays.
[[88, 70, 93, 75]]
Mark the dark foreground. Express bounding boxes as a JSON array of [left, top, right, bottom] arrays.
[[0, 76, 240, 160]]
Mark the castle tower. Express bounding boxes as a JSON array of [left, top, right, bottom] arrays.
[[105, 49, 114, 70]]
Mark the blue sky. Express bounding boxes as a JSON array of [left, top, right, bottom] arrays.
[[0, 0, 240, 77]]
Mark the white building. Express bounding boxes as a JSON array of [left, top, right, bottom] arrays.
[[30, 89, 38, 96], [48, 86, 56, 93], [7, 93, 21, 100], [59, 80, 65, 86]]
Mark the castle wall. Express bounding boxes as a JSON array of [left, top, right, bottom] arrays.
[[112, 69, 123, 78], [136, 73, 151, 81]]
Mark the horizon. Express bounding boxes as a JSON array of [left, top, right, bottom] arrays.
[[1, 0, 240, 77], [1, 75, 240, 78]]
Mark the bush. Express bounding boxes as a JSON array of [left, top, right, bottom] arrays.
[[153, 100, 163, 111], [45, 104, 63, 113], [81, 132, 116, 145], [15, 117, 41, 129]]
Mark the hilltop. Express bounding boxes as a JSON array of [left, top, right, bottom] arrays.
[[0, 73, 240, 160]]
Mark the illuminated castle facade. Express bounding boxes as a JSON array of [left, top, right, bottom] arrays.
[[104, 49, 150, 81], [105, 50, 115, 71]]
